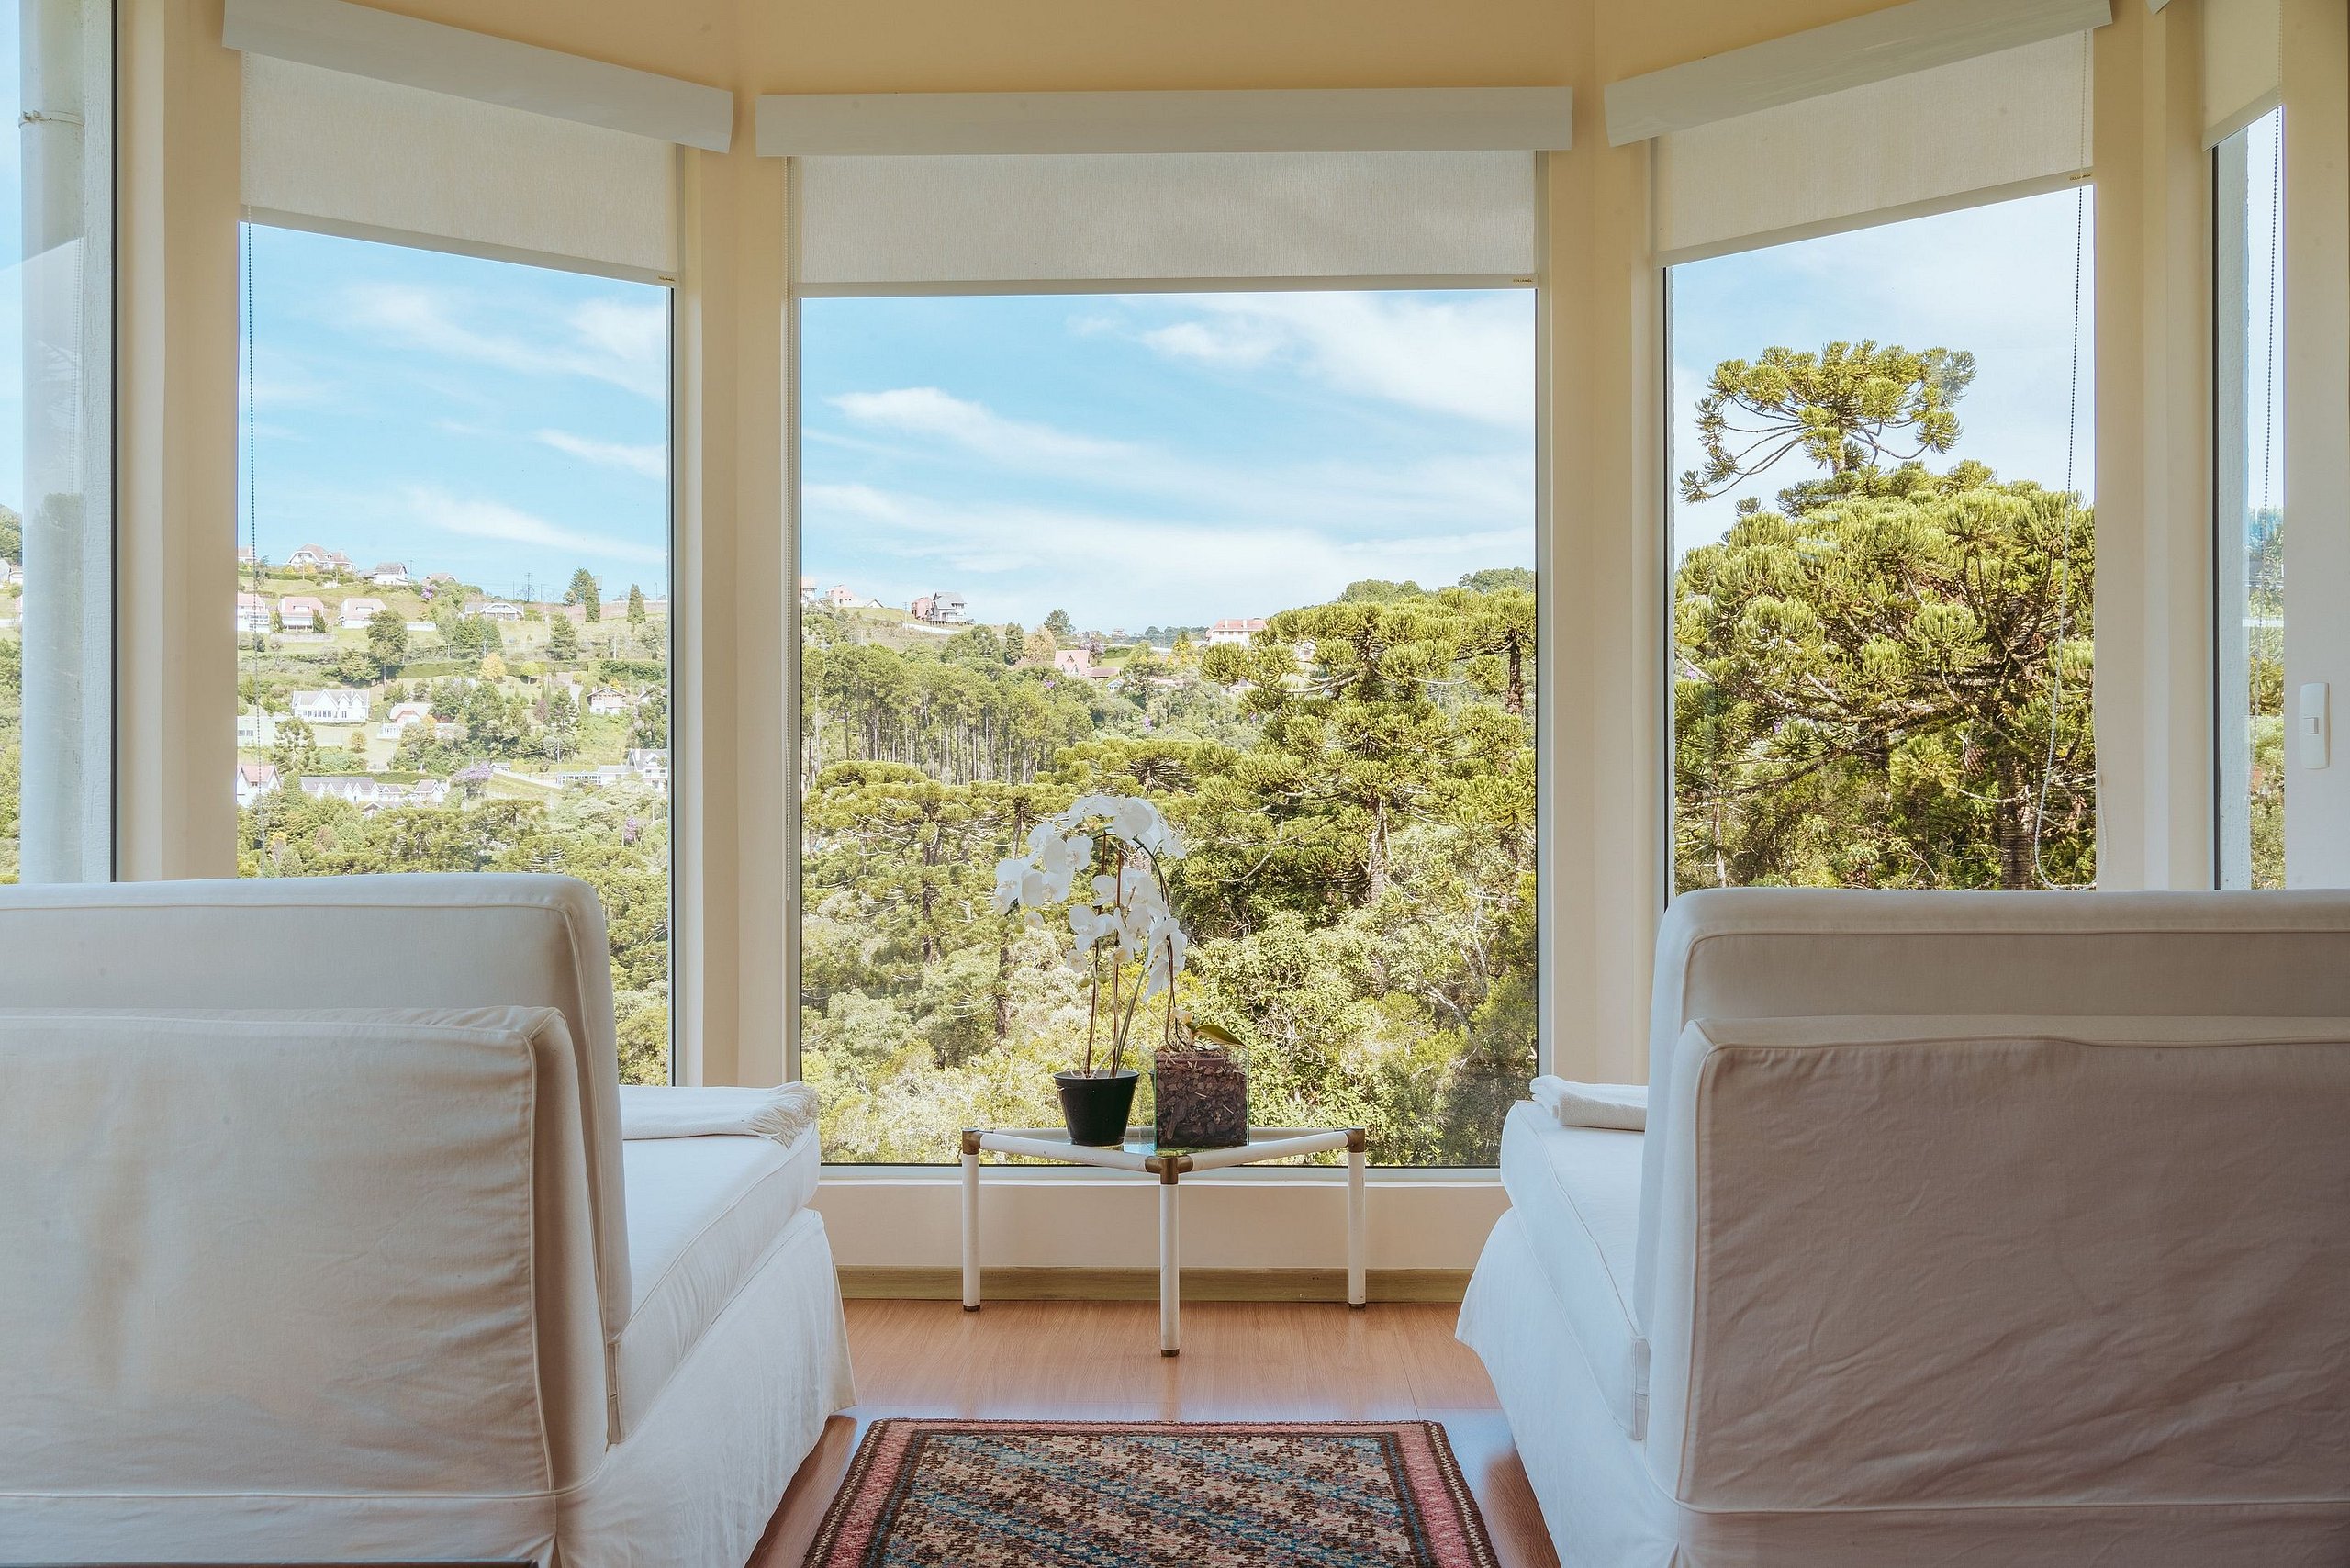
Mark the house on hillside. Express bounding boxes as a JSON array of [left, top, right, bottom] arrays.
[[378, 700, 433, 739], [464, 599, 525, 622], [285, 543, 331, 570], [420, 573, 461, 600], [339, 597, 388, 629], [1208, 617, 1267, 645], [233, 761, 280, 809], [0, 560, 19, 589], [1051, 648, 1113, 680], [277, 595, 327, 632], [587, 687, 632, 717], [235, 592, 272, 633], [910, 591, 968, 624], [626, 748, 669, 793], [288, 689, 369, 725], [236, 544, 255, 566], [323, 551, 353, 574], [824, 585, 857, 609], [236, 710, 282, 747], [800, 576, 818, 605], [369, 562, 409, 587]]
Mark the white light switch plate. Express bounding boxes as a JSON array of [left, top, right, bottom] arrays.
[[2300, 682, 2330, 770]]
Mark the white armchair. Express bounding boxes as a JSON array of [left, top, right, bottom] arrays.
[[0, 875, 854, 1567], [1460, 889, 2350, 1567]]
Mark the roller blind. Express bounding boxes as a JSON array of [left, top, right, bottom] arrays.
[[241, 54, 677, 279], [2204, 0, 2281, 147], [1654, 32, 2092, 264], [794, 151, 1538, 290]]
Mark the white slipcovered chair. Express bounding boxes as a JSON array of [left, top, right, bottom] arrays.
[[1460, 888, 2350, 1567], [0, 875, 854, 1567]]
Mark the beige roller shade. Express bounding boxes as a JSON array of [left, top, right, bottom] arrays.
[[794, 151, 1538, 291], [1653, 32, 2092, 264], [2204, 0, 2282, 147], [241, 54, 677, 280]]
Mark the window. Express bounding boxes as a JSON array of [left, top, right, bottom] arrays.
[[2215, 107, 2285, 889], [1668, 188, 2097, 891], [3, 0, 112, 884], [798, 286, 1538, 1165], [235, 226, 674, 1081]]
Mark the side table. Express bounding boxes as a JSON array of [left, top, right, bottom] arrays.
[[958, 1125, 1368, 1354]]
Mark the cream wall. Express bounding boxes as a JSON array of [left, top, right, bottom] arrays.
[[121, 0, 2350, 1266]]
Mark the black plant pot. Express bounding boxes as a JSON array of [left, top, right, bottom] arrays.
[[1056, 1070, 1140, 1147]]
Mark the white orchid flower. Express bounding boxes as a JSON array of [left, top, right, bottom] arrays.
[[1091, 873, 1117, 905], [1111, 797, 1159, 844], [1022, 909, 1044, 930], [1019, 868, 1049, 908], [1027, 821, 1058, 855]]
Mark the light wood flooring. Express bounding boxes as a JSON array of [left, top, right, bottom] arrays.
[[748, 1298, 1561, 1567]]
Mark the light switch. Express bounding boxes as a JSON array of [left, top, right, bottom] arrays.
[[2300, 682, 2330, 770]]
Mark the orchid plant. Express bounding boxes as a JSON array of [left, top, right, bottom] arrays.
[[992, 792, 1190, 1079]]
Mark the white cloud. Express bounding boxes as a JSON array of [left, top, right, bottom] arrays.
[[406, 487, 666, 566], [342, 284, 667, 400], [830, 386, 1135, 466], [800, 481, 1528, 629], [537, 429, 667, 479], [1133, 292, 1536, 428]]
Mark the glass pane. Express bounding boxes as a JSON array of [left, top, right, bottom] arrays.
[[4, 0, 112, 884], [1668, 188, 2097, 891], [235, 226, 673, 1081], [799, 290, 1538, 1165], [2216, 109, 2285, 890]]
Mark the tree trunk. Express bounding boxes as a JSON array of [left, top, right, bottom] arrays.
[[1994, 752, 2034, 891], [1505, 637, 1525, 717], [1364, 801, 1390, 905]]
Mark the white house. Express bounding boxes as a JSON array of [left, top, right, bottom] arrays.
[[910, 591, 968, 624], [369, 562, 409, 586], [234, 592, 272, 633], [233, 761, 280, 809], [824, 585, 857, 609], [323, 551, 353, 574], [285, 543, 330, 570], [287, 689, 370, 725], [587, 687, 632, 717], [339, 596, 388, 630], [800, 576, 819, 604], [277, 595, 327, 632], [465, 599, 525, 622], [0, 560, 19, 589], [1208, 617, 1267, 646], [235, 710, 282, 747]]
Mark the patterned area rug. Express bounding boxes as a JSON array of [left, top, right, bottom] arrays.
[[803, 1418, 1499, 1568]]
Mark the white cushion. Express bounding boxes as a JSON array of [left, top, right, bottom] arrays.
[[1644, 1013, 2350, 1512], [1497, 1100, 1647, 1438], [0, 875, 631, 1344], [615, 1127, 821, 1433], [1639, 889, 2350, 1329]]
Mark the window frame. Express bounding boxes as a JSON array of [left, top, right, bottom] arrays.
[[783, 249, 1551, 1175], [230, 214, 684, 1082]]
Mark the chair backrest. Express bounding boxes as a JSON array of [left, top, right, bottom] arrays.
[[1640, 1012, 2350, 1513], [1637, 888, 2350, 1327], [0, 1006, 610, 1495], [0, 875, 630, 1339]]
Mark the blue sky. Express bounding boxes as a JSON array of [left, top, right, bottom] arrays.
[[239, 225, 670, 599], [801, 289, 1539, 633], [1672, 185, 2097, 551], [224, 182, 2112, 627]]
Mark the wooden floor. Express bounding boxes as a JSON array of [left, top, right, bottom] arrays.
[[749, 1298, 1560, 1567]]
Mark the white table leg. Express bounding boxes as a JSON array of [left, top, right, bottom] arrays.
[[1159, 1173, 1181, 1355], [960, 1134, 981, 1311], [1347, 1130, 1367, 1308]]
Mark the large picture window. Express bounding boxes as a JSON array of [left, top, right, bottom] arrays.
[[235, 226, 674, 1080], [798, 287, 1538, 1165], [3, 0, 111, 884], [2215, 107, 2285, 890], [1668, 188, 2097, 891]]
